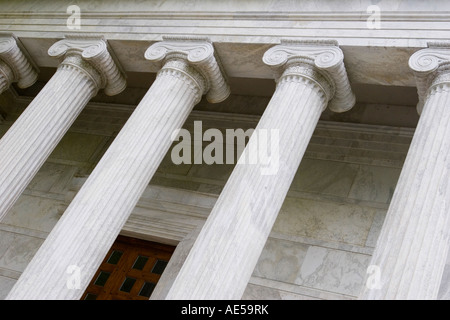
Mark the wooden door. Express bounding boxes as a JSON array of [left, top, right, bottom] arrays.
[[81, 235, 175, 300]]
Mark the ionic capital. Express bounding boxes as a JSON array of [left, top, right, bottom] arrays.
[[409, 42, 450, 114], [48, 34, 126, 96], [145, 36, 230, 103], [263, 39, 355, 113], [0, 34, 38, 90]]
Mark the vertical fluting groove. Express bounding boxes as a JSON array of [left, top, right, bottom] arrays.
[[0, 74, 9, 94], [0, 65, 96, 220], [362, 84, 450, 300], [371, 86, 442, 297], [166, 76, 326, 300], [407, 87, 450, 298], [393, 88, 449, 298], [391, 89, 447, 297], [6, 69, 200, 300]]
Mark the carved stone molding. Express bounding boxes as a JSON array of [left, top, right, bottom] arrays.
[[409, 42, 450, 114], [48, 34, 126, 96], [0, 34, 38, 90], [145, 36, 230, 103], [156, 58, 206, 104], [263, 39, 355, 113]]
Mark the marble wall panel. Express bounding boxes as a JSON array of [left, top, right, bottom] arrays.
[[242, 283, 319, 300], [291, 159, 359, 197], [0, 276, 15, 300], [149, 176, 203, 192], [186, 142, 237, 182], [253, 238, 309, 284], [196, 183, 223, 195], [253, 238, 371, 297], [1, 195, 65, 233], [297, 246, 370, 296], [0, 231, 16, 259], [0, 125, 7, 137], [273, 197, 377, 247], [0, 231, 43, 273], [48, 132, 109, 163], [306, 144, 407, 165], [187, 163, 236, 182], [26, 162, 77, 194], [156, 141, 195, 176], [364, 209, 386, 248], [348, 165, 401, 203]]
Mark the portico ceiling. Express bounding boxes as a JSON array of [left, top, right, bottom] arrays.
[[5, 0, 444, 126]]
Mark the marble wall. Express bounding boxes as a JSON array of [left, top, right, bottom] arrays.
[[0, 93, 443, 300]]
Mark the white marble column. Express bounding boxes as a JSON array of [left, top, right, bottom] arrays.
[[0, 35, 126, 221], [164, 40, 355, 300], [6, 37, 230, 300], [0, 34, 38, 96], [361, 42, 450, 300]]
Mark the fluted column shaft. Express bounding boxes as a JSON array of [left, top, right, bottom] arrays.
[[6, 58, 210, 300], [165, 62, 329, 300], [0, 55, 98, 219], [361, 48, 450, 299], [0, 35, 125, 221], [163, 41, 354, 300], [7, 37, 229, 300]]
